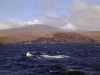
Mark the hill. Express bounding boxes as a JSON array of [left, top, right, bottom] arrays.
[[23, 32, 96, 43], [82, 31, 100, 42]]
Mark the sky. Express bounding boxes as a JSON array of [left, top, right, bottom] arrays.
[[0, 0, 100, 31]]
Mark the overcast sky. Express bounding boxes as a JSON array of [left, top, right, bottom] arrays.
[[0, 0, 100, 31]]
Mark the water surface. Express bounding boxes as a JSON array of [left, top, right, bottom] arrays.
[[0, 43, 100, 75]]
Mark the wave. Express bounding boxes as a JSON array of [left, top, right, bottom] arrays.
[[40, 54, 70, 59]]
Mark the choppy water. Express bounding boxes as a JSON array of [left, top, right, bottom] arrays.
[[0, 43, 100, 75]]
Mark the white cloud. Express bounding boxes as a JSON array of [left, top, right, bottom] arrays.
[[0, 19, 41, 29], [70, 0, 100, 31], [0, 19, 24, 29], [40, 14, 67, 28], [0, 14, 77, 31], [40, 14, 77, 30], [24, 20, 40, 25], [61, 23, 77, 31]]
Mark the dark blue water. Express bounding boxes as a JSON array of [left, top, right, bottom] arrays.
[[0, 43, 100, 75]]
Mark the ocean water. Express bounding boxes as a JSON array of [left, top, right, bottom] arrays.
[[0, 43, 100, 75]]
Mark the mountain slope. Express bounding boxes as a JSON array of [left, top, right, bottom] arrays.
[[0, 24, 99, 43], [82, 31, 100, 42], [0, 24, 62, 43], [24, 32, 96, 43], [0, 24, 61, 35]]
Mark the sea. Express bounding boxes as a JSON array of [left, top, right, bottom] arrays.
[[0, 43, 100, 75]]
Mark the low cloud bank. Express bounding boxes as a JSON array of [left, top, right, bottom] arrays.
[[69, 0, 100, 31], [0, 14, 77, 31]]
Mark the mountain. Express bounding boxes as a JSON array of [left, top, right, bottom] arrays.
[[0, 24, 61, 35], [81, 31, 100, 42], [0, 24, 62, 43], [0, 24, 99, 43]]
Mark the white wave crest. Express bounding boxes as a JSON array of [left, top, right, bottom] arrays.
[[40, 55, 70, 59]]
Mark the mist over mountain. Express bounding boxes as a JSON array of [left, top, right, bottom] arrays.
[[0, 24, 62, 35], [0, 24, 63, 43], [0, 23, 100, 43], [0, 24, 99, 43]]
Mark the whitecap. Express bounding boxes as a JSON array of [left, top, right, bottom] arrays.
[[40, 55, 70, 59], [26, 52, 36, 57]]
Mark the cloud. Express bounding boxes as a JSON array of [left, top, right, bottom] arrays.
[[61, 23, 77, 31], [35, 2, 60, 10], [40, 14, 77, 30], [0, 19, 41, 29], [69, 0, 100, 31], [0, 19, 24, 29], [0, 14, 77, 31], [24, 20, 40, 25], [40, 14, 67, 28]]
